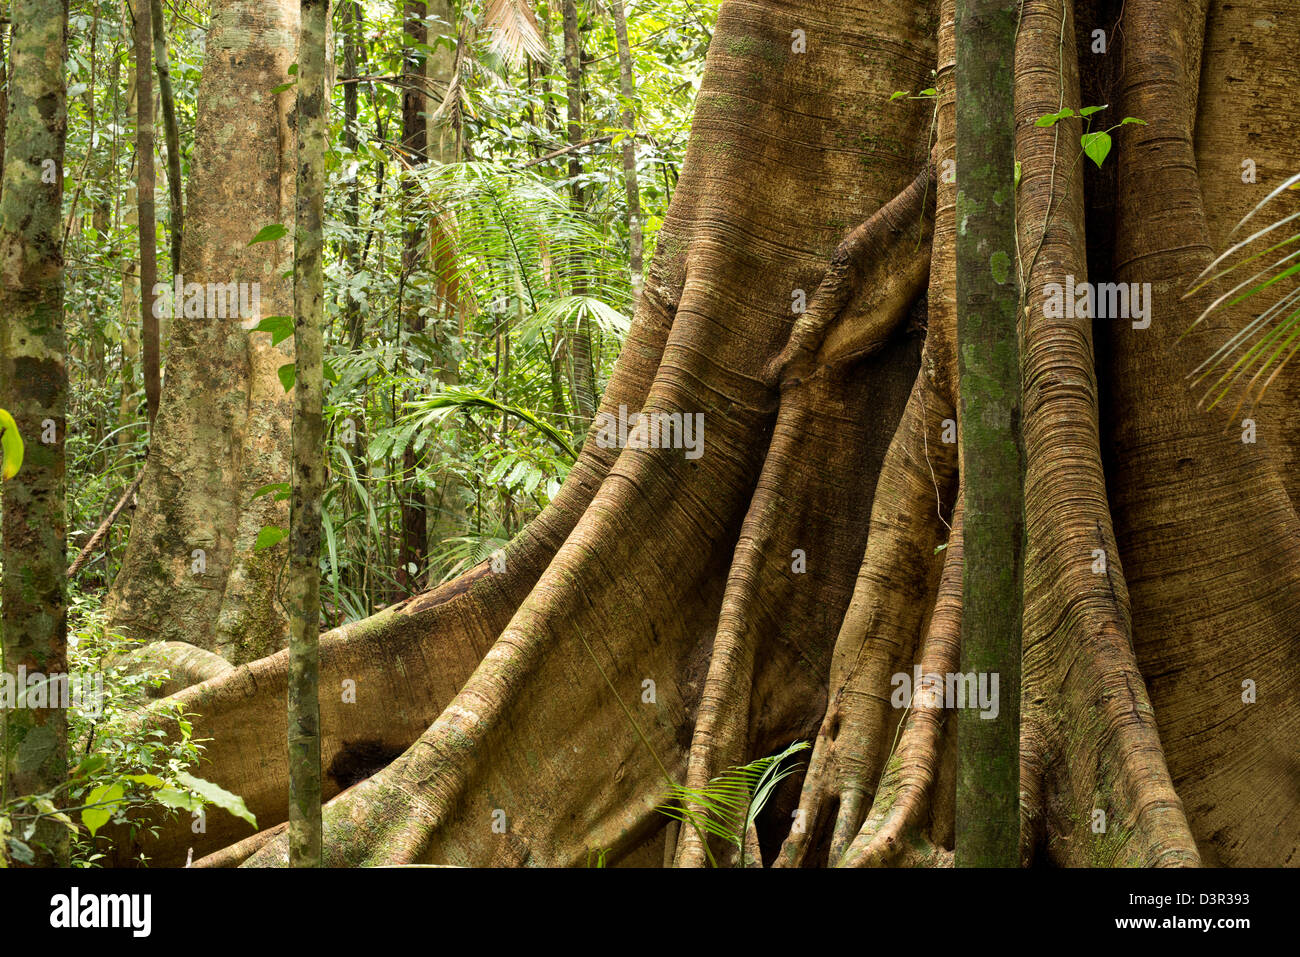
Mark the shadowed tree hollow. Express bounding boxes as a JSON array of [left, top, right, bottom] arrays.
[[105, 0, 1298, 868]]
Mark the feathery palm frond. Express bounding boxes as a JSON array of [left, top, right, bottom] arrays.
[[658, 740, 810, 867], [404, 386, 579, 460], [1184, 171, 1300, 413], [484, 0, 549, 67]]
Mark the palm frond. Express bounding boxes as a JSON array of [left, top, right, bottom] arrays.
[[484, 0, 549, 67], [1184, 170, 1300, 411], [658, 740, 809, 867], [404, 386, 578, 460]]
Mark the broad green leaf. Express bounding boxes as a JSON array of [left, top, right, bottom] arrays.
[[249, 482, 291, 502], [123, 774, 167, 788], [1078, 104, 1108, 117], [251, 315, 294, 346], [253, 525, 288, 551], [175, 772, 258, 829], [1081, 130, 1112, 168], [82, 782, 126, 837], [889, 90, 908, 101], [1119, 116, 1147, 126], [152, 788, 203, 813], [0, 409, 24, 480], [277, 362, 296, 391], [248, 223, 288, 245]]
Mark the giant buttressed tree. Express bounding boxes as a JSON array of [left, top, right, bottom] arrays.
[[110, 0, 1297, 868]]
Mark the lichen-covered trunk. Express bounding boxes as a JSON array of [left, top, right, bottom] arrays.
[[106, 0, 1299, 869], [0, 0, 70, 867], [104, 0, 299, 665], [287, 0, 328, 867]]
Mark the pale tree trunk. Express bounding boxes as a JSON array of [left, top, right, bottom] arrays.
[[108, 0, 1299, 869], [104, 0, 299, 666], [288, 0, 327, 868], [0, 0, 69, 867]]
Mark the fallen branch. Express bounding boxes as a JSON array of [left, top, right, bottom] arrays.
[[67, 470, 145, 578]]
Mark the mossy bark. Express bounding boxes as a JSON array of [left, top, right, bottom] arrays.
[[0, 0, 69, 867], [288, 0, 328, 868], [954, 0, 1022, 867]]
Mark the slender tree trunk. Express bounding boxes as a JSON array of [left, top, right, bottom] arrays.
[[133, 0, 159, 428], [340, 0, 362, 345], [288, 0, 327, 869], [397, 0, 428, 594], [954, 0, 1022, 867], [561, 0, 595, 429], [424, 0, 465, 557], [610, 0, 642, 304], [116, 1, 141, 460], [0, 0, 70, 868], [150, 0, 182, 279]]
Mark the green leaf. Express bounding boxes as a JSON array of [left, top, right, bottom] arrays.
[[253, 525, 288, 551], [0, 409, 24, 481], [1078, 104, 1108, 117], [152, 788, 203, 813], [123, 774, 167, 789], [889, 90, 908, 101], [72, 755, 107, 779], [1120, 116, 1147, 126], [919, 87, 937, 96], [1034, 108, 1075, 127], [1014, 160, 1022, 189], [175, 772, 258, 829], [251, 315, 294, 346], [248, 223, 288, 246], [270, 81, 296, 94], [277, 362, 297, 392], [249, 482, 291, 503], [1081, 130, 1112, 168], [82, 782, 126, 837]]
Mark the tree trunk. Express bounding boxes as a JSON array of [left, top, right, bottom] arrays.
[[104, 0, 298, 666], [133, 0, 159, 428], [108, 0, 1299, 869], [288, 0, 327, 868], [0, 0, 70, 868], [397, 0, 428, 595], [561, 0, 595, 430], [150, 0, 183, 279], [953, 0, 1021, 867], [610, 0, 643, 304]]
